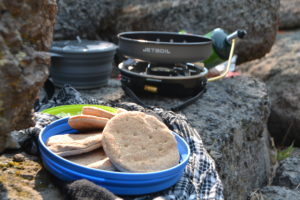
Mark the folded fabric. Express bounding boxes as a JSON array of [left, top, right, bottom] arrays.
[[20, 85, 224, 200]]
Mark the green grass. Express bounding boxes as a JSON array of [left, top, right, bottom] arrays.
[[277, 142, 294, 161]]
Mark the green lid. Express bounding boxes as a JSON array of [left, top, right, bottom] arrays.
[[41, 104, 117, 117]]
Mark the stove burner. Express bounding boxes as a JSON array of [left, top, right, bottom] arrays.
[[123, 59, 206, 77], [146, 63, 199, 76]]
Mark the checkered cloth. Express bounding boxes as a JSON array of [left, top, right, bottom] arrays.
[[21, 85, 224, 200]]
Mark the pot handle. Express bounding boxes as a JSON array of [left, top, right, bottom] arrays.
[[48, 52, 63, 57]]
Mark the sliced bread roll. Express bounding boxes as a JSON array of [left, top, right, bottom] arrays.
[[102, 111, 180, 173], [68, 115, 108, 131], [46, 132, 102, 157], [82, 106, 116, 119], [116, 108, 127, 113]]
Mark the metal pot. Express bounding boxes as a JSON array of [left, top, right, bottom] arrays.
[[118, 31, 212, 64], [50, 40, 117, 89]]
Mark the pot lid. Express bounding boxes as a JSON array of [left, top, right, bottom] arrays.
[[50, 40, 117, 54]]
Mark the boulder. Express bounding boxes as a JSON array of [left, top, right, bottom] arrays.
[[54, 0, 280, 64], [54, 0, 122, 40], [279, 0, 300, 30], [238, 30, 300, 146], [250, 186, 300, 200], [80, 76, 274, 200], [249, 148, 300, 199], [0, 0, 57, 152], [273, 147, 300, 189]]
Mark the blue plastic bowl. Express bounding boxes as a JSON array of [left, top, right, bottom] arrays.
[[39, 117, 190, 195]]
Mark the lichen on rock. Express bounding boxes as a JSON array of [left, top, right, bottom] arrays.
[[0, 0, 57, 152]]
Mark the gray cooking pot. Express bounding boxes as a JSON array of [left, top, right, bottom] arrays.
[[118, 31, 212, 64], [50, 40, 117, 89]]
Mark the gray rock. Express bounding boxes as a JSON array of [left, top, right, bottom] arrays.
[[0, 1, 57, 153], [279, 0, 300, 29], [249, 186, 300, 200], [272, 147, 300, 189], [55, 0, 280, 64], [292, 147, 300, 157], [117, 0, 280, 64], [238, 30, 300, 146], [54, 0, 122, 40], [77, 79, 124, 102], [81, 76, 275, 200], [13, 153, 25, 162], [1, 76, 270, 199]]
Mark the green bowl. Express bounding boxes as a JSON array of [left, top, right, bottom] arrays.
[[41, 104, 117, 117]]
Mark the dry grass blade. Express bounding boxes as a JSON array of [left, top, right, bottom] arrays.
[[248, 189, 265, 200]]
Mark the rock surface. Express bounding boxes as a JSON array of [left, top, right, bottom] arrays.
[[272, 147, 300, 189], [55, 0, 280, 64], [0, 0, 57, 152], [239, 30, 300, 146], [0, 151, 62, 200], [0, 76, 273, 199], [80, 76, 274, 200], [249, 148, 300, 200], [250, 186, 300, 200], [279, 0, 300, 30], [54, 0, 122, 40]]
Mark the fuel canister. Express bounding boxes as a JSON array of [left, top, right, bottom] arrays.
[[203, 28, 246, 69]]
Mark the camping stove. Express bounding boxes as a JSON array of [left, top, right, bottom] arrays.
[[116, 30, 245, 110], [118, 59, 207, 97], [117, 31, 212, 97]]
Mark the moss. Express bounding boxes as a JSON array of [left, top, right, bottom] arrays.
[[16, 52, 26, 61], [0, 51, 27, 67], [16, 165, 25, 170], [9, 80, 20, 89], [0, 174, 31, 198], [277, 142, 294, 161], [0, 58, 7, 66], [0, 161, 26, 170], [15, 189, 31, 198], [22, 160, 41, 169], [0, 100, 3, 112], [8, 161, 20, 167], [15, 170, 21, 176], [0, 168, 35, 198], [0, 155, 49, 197], [0, 163, 7, 168]]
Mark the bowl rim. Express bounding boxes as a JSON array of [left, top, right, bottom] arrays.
[[41, 104, 118, 116], [38, 117, 191, 176]]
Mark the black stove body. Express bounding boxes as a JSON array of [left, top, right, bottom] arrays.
[[118, 59, 207, 97]]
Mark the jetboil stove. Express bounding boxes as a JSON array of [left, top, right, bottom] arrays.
[[117, 29, 246, 110]]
